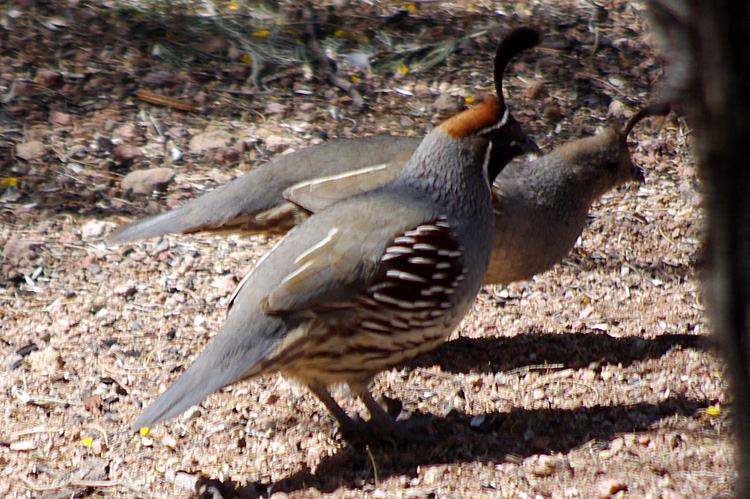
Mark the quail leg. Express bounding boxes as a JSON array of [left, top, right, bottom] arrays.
[[309, 383, 432, 443], [308, 384, 364, 438], [359, 388, 434, 443]]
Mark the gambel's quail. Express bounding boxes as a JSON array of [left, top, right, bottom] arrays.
[[110, 105, 669, 286], [285, 104, 670, 284], [128, 27, 543, 439], [108, 135, 422, 240], [284, 104, 670, 283], [483, 103, 670, 284]]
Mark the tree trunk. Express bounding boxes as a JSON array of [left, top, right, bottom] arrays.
[[648, 1, 750, 494]]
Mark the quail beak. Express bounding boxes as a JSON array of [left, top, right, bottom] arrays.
[[631, 163, 646, 183], [519, 134, 540, 156]]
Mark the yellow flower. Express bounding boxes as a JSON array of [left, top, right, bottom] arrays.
[[140, 427, 151, 436]]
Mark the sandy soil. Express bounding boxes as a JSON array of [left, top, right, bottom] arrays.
[[0, 1, 731, 498]]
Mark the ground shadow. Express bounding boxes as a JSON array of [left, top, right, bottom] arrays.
[[409, 331, 711, 375], [185, 396, 707, 498]]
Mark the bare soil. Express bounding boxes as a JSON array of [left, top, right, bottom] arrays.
[[0, 1, 731, 498]]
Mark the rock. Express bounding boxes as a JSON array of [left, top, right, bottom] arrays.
[[215, 146, 241, 165], [120, 167, 175, 194], [81, 220, 107, 238], [530, 454, 571, 477], [595, 478, 628, 498], [262, 134, 295, 152], [114, 281, 137, 297], [35, 70, 63, 88], [15, 141, 46, 161], [189, 130, 233, 154], [211, 276, 236, 295], [27, 348, 62, 375], [609, 437, 625, 455], [162, 434, 178, 450], [69, 144, 88, 159], [608, 99, 627, 119], [343, 51, 372, 71], [524, 80, 546, 99], [143, 70, 173, 85], [49, 110, 72, 126], [113, 123, 139, 142], [113, 144, 143, 162], [3, 235, 39, 259], [10, 440, 37, 451], [166, 125, 190, 138], [543, 103, 563, 123], [414, 84, 430, 96], [265, 102, 287, 114], [72, 458, 109, 481], [51, 317, 72, 336], [432, 94, 464, 114], [169, 146, 183, 162]]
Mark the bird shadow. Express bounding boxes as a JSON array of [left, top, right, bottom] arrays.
[[177, 331, 711, 498], [188, 396, 707, 498], [410, 330, 711, 375]]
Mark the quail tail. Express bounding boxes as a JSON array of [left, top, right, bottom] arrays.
[[132, 318, 277, 430], [109, 172, 282, 243]]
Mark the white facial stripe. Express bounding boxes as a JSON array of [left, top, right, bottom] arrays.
[[482, 141, 493, 182], [477, 108, 510, 135]]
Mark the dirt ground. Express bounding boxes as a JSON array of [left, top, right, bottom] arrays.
[[0, 1, 732, 498]]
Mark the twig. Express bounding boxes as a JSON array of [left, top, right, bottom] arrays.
[[84, 423, 110, 448], [135, 90, 199, 113], [588, 76, 637, 104], [10, 427, 65, 439], [260, 67, 305, 86], [301, 5, 364, 110], [365, 444, 380, 487], [15, 475, 161, 499], [506, 363, 565, 376]]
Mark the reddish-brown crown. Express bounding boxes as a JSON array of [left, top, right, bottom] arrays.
[[438, 96, 505, 139]]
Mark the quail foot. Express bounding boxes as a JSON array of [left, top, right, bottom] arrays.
[[128, 27, 543, 441]]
